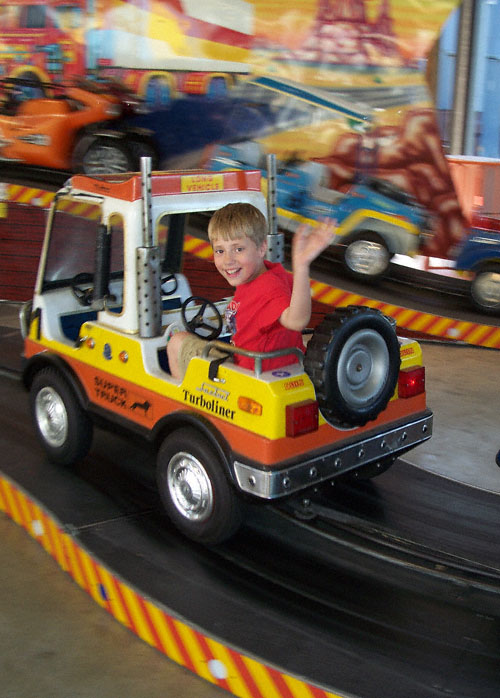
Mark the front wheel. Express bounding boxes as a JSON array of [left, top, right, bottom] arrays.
[[157, 428, 242, 544], [30, 368, 93, 466], [470, 264, 500, 314], [81, 137, 135, 175], [343, 231, 391, 280]]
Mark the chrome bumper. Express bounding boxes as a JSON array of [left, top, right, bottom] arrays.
[[233, 410, 433, 499]]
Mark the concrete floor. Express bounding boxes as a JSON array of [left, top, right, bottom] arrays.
[[0, 514, 226, 698], [408, 340, 500, 493], [1, 300, 500, 696]]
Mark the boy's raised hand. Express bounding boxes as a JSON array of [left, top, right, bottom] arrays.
[[292, 218, 336, 268]]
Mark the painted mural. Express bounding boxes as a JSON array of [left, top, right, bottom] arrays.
[[0, 0, 463, 256]]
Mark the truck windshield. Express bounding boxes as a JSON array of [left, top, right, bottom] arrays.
[[41, 198, 123, 291]]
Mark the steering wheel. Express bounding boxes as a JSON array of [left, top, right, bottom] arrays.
[[70, 272, 94, 307], [181, 296, 223, 341], [160, 273, 178, 296]]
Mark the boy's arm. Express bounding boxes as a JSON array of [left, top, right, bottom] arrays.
[[280, 219, 335, 331]]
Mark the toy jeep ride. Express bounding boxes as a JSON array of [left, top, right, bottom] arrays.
[[21, 159, 433, 544]]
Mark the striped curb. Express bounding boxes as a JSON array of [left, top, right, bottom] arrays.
[[0, 472, 344, 698], [1, 184, 56, 208]]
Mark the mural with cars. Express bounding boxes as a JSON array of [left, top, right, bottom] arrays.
[[0, 0, 476, 269]]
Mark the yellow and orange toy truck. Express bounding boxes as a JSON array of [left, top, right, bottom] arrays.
[[21, 159, 432, 544]]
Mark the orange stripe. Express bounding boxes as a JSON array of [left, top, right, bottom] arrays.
[[228, 647, 264, 698], [265, 667, 297, 698], [2, 478, 22, 523], [101, 570, 132, 628], [45, 516, 67, 569], [71, 544, 94, 596], [41, 511, 60, 558], [0, 479, 8, 513], [135, 595, 169, 654], [90, 557, 113, 612], [109, 576, 137, 632], [195, 632, 232, 692], [64, 536, 87, 590], [11, 486, 31, 529], [166, 616, 197, 672]]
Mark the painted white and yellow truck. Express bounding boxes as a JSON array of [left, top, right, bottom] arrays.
[[21, 159, 432, 544]]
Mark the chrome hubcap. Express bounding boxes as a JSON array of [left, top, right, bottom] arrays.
[[473, 271, 500, 308], [345, 239, 389, 276], [167, 453, 213, 522], [35, 387, 68, 448], [337, 329, 389, 407]]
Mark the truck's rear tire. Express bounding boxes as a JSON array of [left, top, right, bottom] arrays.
[[157, 428, 242, 544], [304, 306, 400, 428], [30, 368, 93, 466]]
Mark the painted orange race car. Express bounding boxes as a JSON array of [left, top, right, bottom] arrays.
[[0, 77, 157, 174], [20, 159, 433, 545]]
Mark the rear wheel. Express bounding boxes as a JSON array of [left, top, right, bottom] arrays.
[[157, 428, 242, 544], [470, 264, 500, 314], [81, 137, 134, 175], [343, 231, 391, 280], [30, 368, 93, 466]]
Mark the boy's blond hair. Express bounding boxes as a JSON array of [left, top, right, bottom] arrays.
[[208, 203, 267, 247]]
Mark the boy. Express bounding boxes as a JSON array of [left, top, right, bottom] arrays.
[[167, 202, 334, 380]]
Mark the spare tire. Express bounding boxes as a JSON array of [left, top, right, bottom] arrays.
[[304, 306, 400, 428]]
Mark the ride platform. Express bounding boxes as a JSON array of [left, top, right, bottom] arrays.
[[1, 295, 500, 698], [1, 178, 500, 697]]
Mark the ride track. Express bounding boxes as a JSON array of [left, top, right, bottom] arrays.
[[1, 168, 500, 698]]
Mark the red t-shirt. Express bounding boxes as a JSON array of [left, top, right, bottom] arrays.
[[224, 261, 305, 371]]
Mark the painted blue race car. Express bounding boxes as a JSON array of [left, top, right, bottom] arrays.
[[207, 141, 431, 280], [455, 216, 500, 314]]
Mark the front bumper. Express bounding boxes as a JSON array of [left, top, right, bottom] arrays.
[[233, 409, 433, 499]]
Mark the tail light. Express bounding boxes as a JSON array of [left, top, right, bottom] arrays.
[[398, 366, 425, 398], [286, 400, 318, 437]]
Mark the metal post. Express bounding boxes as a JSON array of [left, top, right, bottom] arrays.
[[265, 153, 284, 263], [141, 156, 154, 247], [449, 0, 477, 154], [137, 156, 162, 337]]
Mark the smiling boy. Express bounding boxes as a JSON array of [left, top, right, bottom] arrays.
[[167, 202, 334, 379]]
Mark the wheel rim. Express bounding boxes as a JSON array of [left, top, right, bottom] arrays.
[[167, 453, 214, 522], [35, 386, 68, 448], [336, 328, 389, 407], [472, 271, 500, 309], [82, 144, 130, 174], [345, 239, 389, 276]]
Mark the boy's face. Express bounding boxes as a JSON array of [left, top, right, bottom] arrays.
[[212, 235, 267, 287]]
